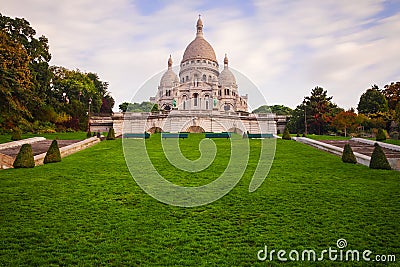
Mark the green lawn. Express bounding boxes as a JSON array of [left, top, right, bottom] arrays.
[[0, 132, 87, 144], [0, 134, 398, 266], [304, 134, 350, 140]]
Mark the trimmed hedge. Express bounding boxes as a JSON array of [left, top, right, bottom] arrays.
[[342, 144, 357, 164], [282, 127, 291, 140], [369, 143, 391, 170], [11, 128, 22, 141], [107, 128, 115, 140], [376, 128, 387, 141], [44, 140, 61, 164], [13, 144, 35, 168]]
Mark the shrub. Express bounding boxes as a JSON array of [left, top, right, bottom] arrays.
[[44, 140, 61, 164], [369, 143, 391, 170], [11, 128, 22, 141], [86, 130, 92, 138], [376, 128, 387, 141], [302, 133, 307, 137], [277, 129, 281, 135], [296, 133, 300, 137], [107, 128, 115, 140], [13, 144, 35, 168], [282, 127, 291, 140], [342, 144, 357, 164]]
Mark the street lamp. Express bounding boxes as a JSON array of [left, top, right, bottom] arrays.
[[87, 97, 92, 131], [303, 98, 308, 135]]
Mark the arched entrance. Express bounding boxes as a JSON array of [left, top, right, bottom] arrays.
[[227, 127, 243, 135], [147, 127, 163, 134], [186, 126, 205, 133]]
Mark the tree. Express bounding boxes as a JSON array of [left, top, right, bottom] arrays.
[[331, 110, 360, 137], [305, 87, 342, 135], [282, 127, 291, 140], [0, 13, 52, 118], [383, 82, 400, 111], [0, 31, 33, 129], [342, 144, 357, 164], [13, 144, 35, 168], [151, 104, 159, 112], [357, 86, 388, 115], [44, 140, 61, 164], [106, 128, 115, 140], [119, 102, 130, 112], [252, 105, 292, 115], [369, 143, 391, 170], [376, 128, 387, 141]]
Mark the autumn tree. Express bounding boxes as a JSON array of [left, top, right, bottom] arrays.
[[0, 31, 33, 129], [331, 110, 360, 137]]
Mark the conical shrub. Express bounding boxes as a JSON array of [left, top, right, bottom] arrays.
[[282, 127, 291, 140], [13, 144, 35, 168], [44, 140, 61, 164], [342, 144, 357, 164], [376, 128, 387, 141], [86, 130, 92, 138], [107, 128, 115, 140], [369, 143, 391, 170], [11, 128, 22, 141]]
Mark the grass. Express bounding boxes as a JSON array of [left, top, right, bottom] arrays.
[[0, 134, 399, 266], [0, 132, 87, 144], [304, 134, 350, 140]]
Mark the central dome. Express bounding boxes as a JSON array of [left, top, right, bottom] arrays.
[[181, 16, 217, 63]]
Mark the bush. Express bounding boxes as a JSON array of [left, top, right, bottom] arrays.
[[13, 144, 35, 168], [44, 140, 61, 164], [302, 133, 307, 137], [277, 129, 281, 135], [11, 128, 22, 141], [296, 133, 300, 137], [342, 144, 357, 164], [86, 130, 92, 138], [282, 127, 291, 140], [376, 128, 387, 141], [369, 143, 391, 170], [107, 128, 115, 140]]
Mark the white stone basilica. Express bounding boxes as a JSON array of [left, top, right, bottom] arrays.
[[151, 16, 248, 113], [90, 16, 278, 135]]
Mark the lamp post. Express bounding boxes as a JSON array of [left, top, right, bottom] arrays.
[[303, 98, 308, 135], [87, 97, 92, 131]]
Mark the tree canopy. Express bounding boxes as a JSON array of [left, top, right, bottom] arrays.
[[0, 14, 114, 132]]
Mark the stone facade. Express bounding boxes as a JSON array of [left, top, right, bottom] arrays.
[[150, 16, 248, 113]]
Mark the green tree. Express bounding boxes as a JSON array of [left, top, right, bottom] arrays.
[[119, 102, 130, 112], [44, 140, 61, 164], [151, 104, 159, 112], [369, 143, 391, 170], [357, 86, 389, 115], [0, 31, 33, 129], [13, 144, 35, 168], [342, 144, 357, 164], [282, 127, 291, 140], [253, 105, 292, 115], [0, 13, 52, 118]]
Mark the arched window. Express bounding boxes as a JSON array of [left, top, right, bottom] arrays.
[[182, 77, 185, 82], [208, 75, 212, 82], [202, 74, 206, 81]]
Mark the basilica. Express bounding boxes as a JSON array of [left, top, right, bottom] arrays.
[[150, 16, 248, 113], [90, 16, 278, 135]]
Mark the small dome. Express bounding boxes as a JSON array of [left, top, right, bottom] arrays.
[[219, 54, 236, 87], [160, 56, 179, 87]]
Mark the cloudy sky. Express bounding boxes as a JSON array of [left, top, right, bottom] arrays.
[[2, 0, 400, 111]]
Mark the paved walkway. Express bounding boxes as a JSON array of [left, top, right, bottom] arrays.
[[0, 140, 80, 157]]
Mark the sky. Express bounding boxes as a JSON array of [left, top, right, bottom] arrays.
[[1, 0, 400, 111]]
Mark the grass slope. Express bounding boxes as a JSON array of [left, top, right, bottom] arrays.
[[0, 135, 398, 266]]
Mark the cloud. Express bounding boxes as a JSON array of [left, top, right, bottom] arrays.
[[1, 0, 399, 110]]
